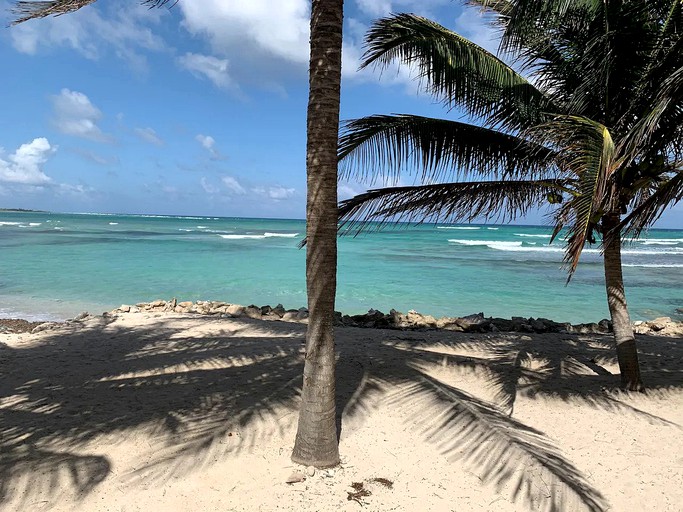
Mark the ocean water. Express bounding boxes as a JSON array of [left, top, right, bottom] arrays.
[[0, 211, 681, 324]]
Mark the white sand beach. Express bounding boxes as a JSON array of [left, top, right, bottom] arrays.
[[1, 312, 682, 511]]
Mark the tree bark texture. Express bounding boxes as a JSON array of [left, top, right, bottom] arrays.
[[291, 0, 344, 468], [602, 213, 644, 391]]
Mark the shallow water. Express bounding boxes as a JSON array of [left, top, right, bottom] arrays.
[[0, 211, 681, 323]]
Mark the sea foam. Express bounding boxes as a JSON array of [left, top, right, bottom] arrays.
[[219, 233, 299, 240]]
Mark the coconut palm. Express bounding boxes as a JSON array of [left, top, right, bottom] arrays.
[[10, 0, 345, 465], [291, 0, 344, 468], [337, 1, 683, 391]]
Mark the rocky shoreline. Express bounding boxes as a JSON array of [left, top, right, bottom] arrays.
[[3, 299, 681, 337]]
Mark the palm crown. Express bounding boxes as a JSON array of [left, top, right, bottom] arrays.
[[339, 1, 682, 273], [338, 0, 682, 390]]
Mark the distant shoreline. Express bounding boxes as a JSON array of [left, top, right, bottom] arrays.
[[0, 208, 47, 213], [2, 208, 681, 231]]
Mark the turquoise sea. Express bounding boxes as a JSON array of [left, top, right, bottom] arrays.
[[0, 211, 681, 324]]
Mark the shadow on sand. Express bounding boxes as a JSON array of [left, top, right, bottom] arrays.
[[1, 314, 681, 510]]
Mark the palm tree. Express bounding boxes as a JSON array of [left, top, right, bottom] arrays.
[[10, 0, 345, 464], [291, 0, 344, 468], [337, 1, 682, 391]]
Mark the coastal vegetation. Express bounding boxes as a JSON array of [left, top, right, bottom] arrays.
[[337, 0, 683, 391]]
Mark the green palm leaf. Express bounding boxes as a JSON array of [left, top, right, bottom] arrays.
[[618, 65, 683, 166], [361, 13, 553, 130], [466, 0, 513, 16], [10, 0, 174, 24], [620, 169, 683, 238], [339, 114, 556, 185], [529, 115, 618, 273], [498, 0, 603, 55], [338, 179, 572, 234]]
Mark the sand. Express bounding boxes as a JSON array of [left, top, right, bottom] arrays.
[[1, 312, 681, 511]]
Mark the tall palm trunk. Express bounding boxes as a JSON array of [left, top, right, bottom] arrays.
[[602, 212, 643, 391], [291, 0, 343, 468]]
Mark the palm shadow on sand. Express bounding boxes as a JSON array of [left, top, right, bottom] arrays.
[[1, 315, 681, 511]]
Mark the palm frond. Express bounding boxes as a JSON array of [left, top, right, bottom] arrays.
[[466, 0, 513, 17], [339, 114, 557, 185], [621, 169, 683, 238], [530, 116, 617, 274], [337, 179, 573, 235], [361, 13, 553, 130], [618, 65, 683, 167], [10, 0, 176, 25], [11, 0, 96, 23], [498, 0, 604, 55]]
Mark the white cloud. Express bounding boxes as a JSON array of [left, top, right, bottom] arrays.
[[57, 183, 95, 197], [178, 53, 237, 90], [200, 177, 219, 194], [51, 89, 112, 142], [354, 0, 393, 17], [179, 1, 310, 65], [8, 4, 167, 73], [453, 9, 501, 55], [338, 181, 366, 200], [268, 186, 296, 200], [196, 134, 216, 151], [253, 185, 296, 200], [195, 133, 226, 160], [222, 176, 246, 195], [134, 127, 164, 146], [0, 138, 54, 185]]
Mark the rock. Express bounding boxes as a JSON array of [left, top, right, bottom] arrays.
[[226, 305, 245, 317], [282, 311, 298, 322], [530, 319, 548, 333], [436, 317, 464, 331], [455, 313, 490, 332], [170, 298, 177, 308], [285, 471, 306, 484], [406, 310, 428, 327], [296, 308, 309, 321], [491, 318, 513, 331], [634, 323, 650, 335], [598, 318, 612, 332], [261, 305, 273, 316], [243, 305, 262, 320], [648, 316, 672, 331], [178, 301, 193, 308], [306, 466, 316, 477], [149, 300, 165, 307], [272, 304, 286, 317], [31, 322, 58, 334], [576, 322, 601, 334], [118, 305, 131, 313]]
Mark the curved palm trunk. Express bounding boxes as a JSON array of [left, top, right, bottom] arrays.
[[291, 0, 343, 468], [602, 213, 643, 391]]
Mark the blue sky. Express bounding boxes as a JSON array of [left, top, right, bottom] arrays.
[[0, 0, 680, 227]]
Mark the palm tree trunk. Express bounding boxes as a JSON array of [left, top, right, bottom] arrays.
[[602, 212, 643, 391], [291, 0, 343, 468]]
